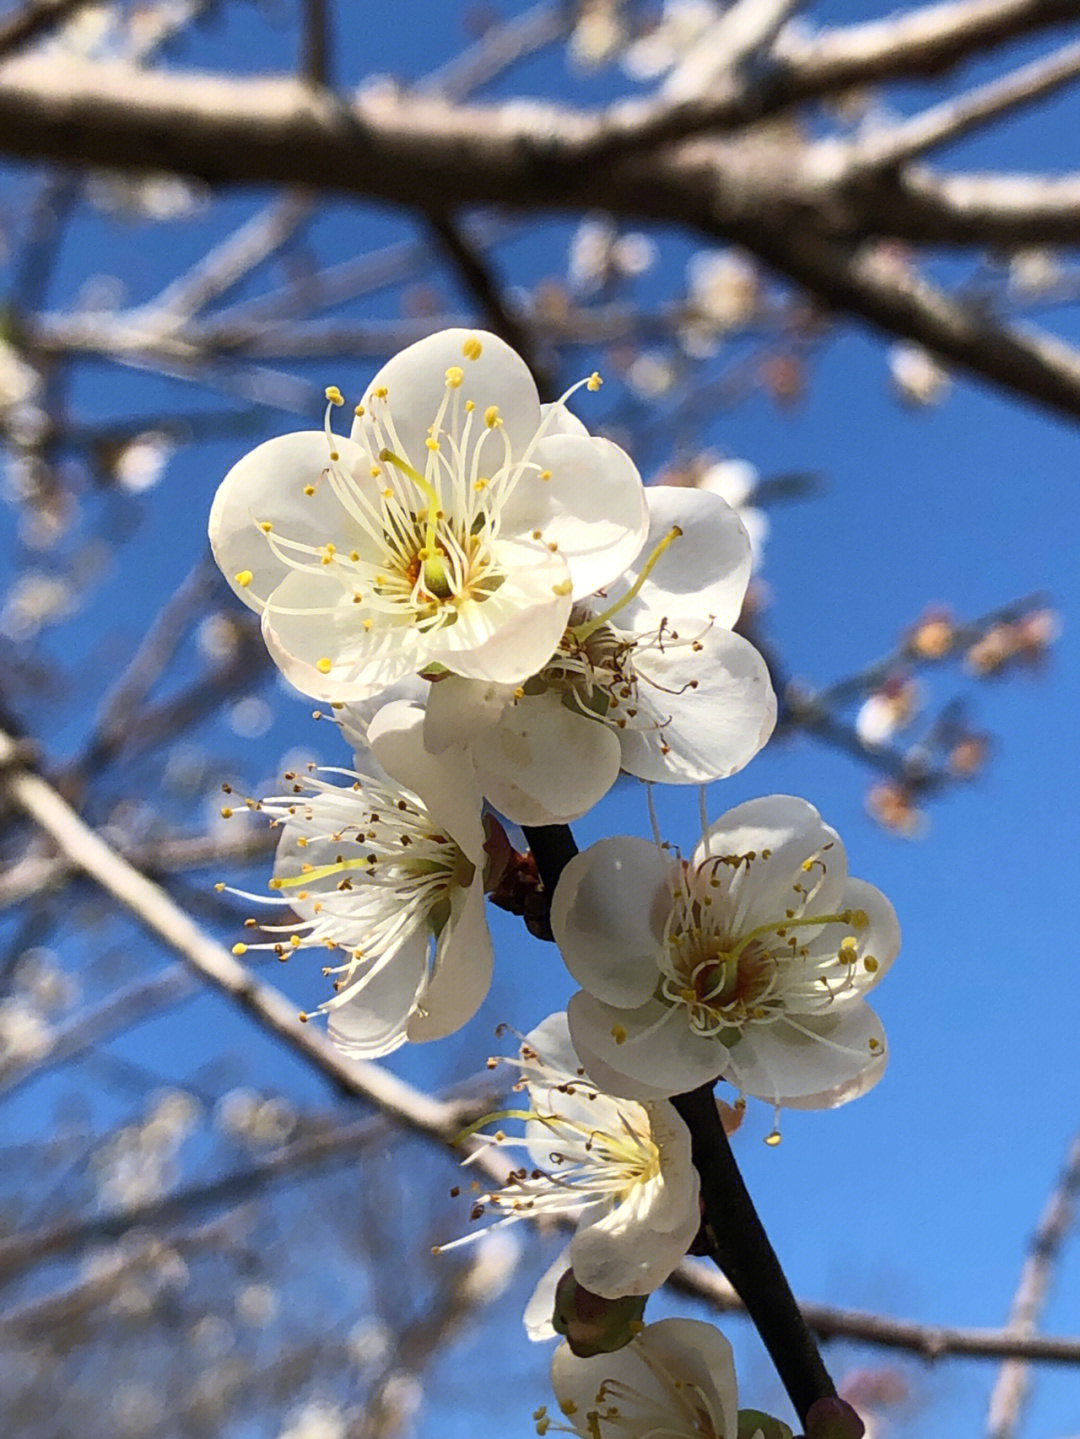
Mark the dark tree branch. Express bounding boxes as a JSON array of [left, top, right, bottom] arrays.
[[672, 1083, 836, 1425]]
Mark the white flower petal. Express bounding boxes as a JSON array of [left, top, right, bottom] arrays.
[[619, 624, 776, 783], [261, 566, 419, 702], [368, 701, 486, 862], [423, 674, 514, 753], [568, 993, 724, 1100], [524, 1243, 573, 1341], [209, 431, 369, 613], [553, 839, 674, 1008], [326, 932, 428, 1058], [616, 486, 751, 633], [721, 1001, 888, 1109], [476, 692, 622, 826], [552, 1318, 738, 1439], [692, 795, 848, 932], [352, 328, 542, 462], [501, 432, 648, 597], [407, 877, 493, 1043]]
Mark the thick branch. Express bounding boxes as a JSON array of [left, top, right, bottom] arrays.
[[4, 56, 1080, 423], [673, 1084, 835, 1424]]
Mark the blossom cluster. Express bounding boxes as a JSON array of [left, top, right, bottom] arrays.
[[210, 327, 897, 1437]]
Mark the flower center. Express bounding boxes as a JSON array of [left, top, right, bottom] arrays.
[[656, 856, 869, 1041]]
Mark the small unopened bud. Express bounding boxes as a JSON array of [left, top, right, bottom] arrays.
[[552, 1269, 646, 1358], [804, 1397, 865, 1439]]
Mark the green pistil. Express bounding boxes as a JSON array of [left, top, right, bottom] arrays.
[[379, 447, 442, 558], [570, 524, 683, 643]]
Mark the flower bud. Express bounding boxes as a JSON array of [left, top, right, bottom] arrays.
[[551, 1269, 647, 1358]]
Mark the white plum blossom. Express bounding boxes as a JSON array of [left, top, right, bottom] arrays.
[[542, 1318, 739, 1439], [420, 485, 776, 825], [226, 702, 494, 1057], [439, 1011, 700, 1303], [210, 330, 648, 703], [553, 796, 900, 1110]]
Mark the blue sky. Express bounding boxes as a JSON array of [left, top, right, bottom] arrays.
[[3, 2, 1079, 1436]]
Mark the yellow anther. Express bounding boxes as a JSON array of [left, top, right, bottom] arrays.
[[552, 579, 573, 596], [303, 484, 316, 496], [371, 466, 383, 478], [611, 1024, 627, 1044], [587, 371, 602, 391], [354, 403, 365, 418], [215, 882, 225, 892], [863, 955, 879, 972], [324, 543, 336, 555], [268, 877, 284, 889], [531, 528, 542, 539], [350, 550, 360, 561], [801, 857, 816, 872], [513, 686, 525, 699], [316, 657, 333, 674], [363, 618, 374, 630], [465, 400, 476, 412], [850, 908, 869, 928], [234, 570, 253, 589], [463, 336, 483, 360], [484, 405, 501, 429], [232, 942, 248, 956], [539, 469, 552, 480], [869, 1036, 883, 1052], [289, 935, 301, 948], [329, 450, 340, 462], [220, 806, 234, 819], [473, 478, 488, 491], [838, 936, 859, 963], [374, 386, 388, 398], [324, 385, 344, 406], [765, 1130, 782, 1147], [445, 366, 464, 388], [426, 437, 441, 451], [259, 521, 273, 533]]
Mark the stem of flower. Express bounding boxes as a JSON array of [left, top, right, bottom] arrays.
[[671, 1083, 838, 1427], [521, 823, 579, 907]]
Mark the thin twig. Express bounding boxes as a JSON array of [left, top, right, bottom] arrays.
[[850, 36, 1080, 172], [986, 1128, 1080, 1437], [674, 1260, 1080, 1365], [0, 0, 91, 61], [300, 0, 330, 87]]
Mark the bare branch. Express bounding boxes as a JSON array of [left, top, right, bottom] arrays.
[[417, 1, 569, 101], [851, 36, 1080, 172], [0, 1075, 497, 1284], [581, 0, 1080, 152], [300, 0, 330, 87], [0, 0, 93, 61], [739, 226, 1080, 421], [986, 1128, 1080, 1437], [0, 964, 197, 1100], [675, 1261, 1080, 1365], [4, 57, 1080, 423], [662, 0, 804, 103], [144, 194, 313, 326]]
